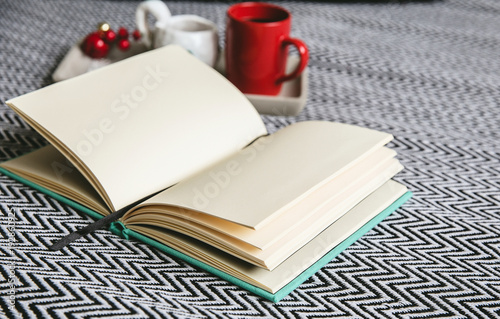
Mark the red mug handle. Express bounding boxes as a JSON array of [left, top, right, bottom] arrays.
[[277, 37, 309, 84]]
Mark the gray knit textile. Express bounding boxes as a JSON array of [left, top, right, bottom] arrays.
[[1, 1, 499, 318]]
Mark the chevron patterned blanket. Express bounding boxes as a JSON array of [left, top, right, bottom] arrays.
[[1, 1, 499, 318]]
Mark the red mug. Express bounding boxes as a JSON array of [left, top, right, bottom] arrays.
[[225, 2, 309, 95]]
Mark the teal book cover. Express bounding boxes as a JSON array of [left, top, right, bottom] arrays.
[[0, 166, 411, 302]]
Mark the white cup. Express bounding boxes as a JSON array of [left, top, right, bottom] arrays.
[[159, 15, 219, 67], [135, 1, 219, 67]]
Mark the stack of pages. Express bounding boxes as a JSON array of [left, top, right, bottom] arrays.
[[0, 45, 411, 302]]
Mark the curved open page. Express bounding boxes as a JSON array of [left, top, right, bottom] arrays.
[[5, 45, 267, 211], [130, 121, 393, 229], [121, 122, 399, 269]]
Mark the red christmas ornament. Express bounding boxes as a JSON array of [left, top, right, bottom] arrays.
[[132, 29, 141, 40], [81, 23, 137, 58], [103, 29, 116, 43], [117, 27, 129, 39], [81, 32, 109, 58], [117, 38, 130, 51]]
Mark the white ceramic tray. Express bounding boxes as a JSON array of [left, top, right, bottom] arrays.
[[53, 44, 307, 116], [52, 41, 149, 82]]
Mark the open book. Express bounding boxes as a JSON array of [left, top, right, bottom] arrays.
[[0, 45, 411, 302]]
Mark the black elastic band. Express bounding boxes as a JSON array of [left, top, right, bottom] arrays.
[[49, 193, 157, 251], [49, 208, 127, 251]]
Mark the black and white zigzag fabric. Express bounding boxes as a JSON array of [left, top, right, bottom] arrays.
[[1, 0, 499, 318]]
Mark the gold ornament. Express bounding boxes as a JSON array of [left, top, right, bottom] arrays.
[[97, 22, 110, 32]]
